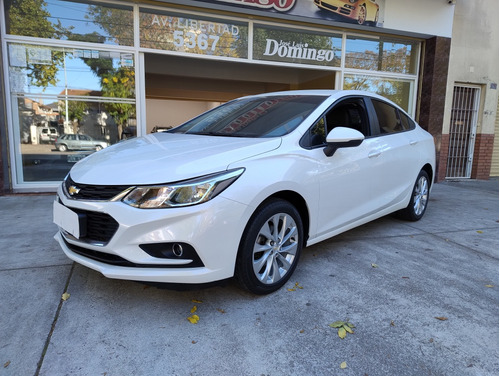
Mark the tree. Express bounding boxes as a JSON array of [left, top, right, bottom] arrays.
[[60, 99, 88, 133], [100, 68, 136, 138]]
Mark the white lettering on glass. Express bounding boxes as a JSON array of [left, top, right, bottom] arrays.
[[263, 39, 335, 62]]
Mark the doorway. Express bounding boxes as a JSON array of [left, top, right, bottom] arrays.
[[144, 53, 337, 132], [446, 85, 481, 179]]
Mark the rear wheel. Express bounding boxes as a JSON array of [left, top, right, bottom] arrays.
[[236, 199, 303, 294], [357, 5, 367, 24], [398, 170, 430, 221]]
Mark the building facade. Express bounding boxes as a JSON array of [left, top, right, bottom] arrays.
[[0, 0, 496, 194], [439, 0, 499, 180]]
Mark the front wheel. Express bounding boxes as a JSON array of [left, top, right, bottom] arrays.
[[235, 199, 303, 295], [397, 170, 430, 221]]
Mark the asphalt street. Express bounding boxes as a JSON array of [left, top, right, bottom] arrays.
[[0, 179, 498, 376]]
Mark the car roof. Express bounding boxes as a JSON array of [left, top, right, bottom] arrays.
[[240, 89, 407, 114]]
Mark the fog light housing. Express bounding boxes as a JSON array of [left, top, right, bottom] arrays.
[[139, 243, 204, 267]]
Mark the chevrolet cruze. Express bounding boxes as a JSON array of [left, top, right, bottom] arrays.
[[54, 90, 435, 294]]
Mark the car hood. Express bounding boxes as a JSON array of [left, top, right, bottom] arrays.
[[69, 133, 282, 185]]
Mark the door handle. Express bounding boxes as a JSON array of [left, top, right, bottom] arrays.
[[368, 150, 381, 158], [409, 140, 418, 146]]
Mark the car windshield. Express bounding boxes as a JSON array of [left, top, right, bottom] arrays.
[[169, 95, 327, 138]]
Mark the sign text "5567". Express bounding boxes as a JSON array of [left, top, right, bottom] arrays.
[[173, 31, 220, 51]]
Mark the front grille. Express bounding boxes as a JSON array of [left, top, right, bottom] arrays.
[[65, 175, 131, 201], [322, 3, 339, 11], [68, 208, 119, 244]]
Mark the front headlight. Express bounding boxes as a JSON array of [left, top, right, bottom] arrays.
[[122, 168, 245, 209]]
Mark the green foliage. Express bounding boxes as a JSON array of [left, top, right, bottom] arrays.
[[60, 100, 88, 124], [100, 68, 136, 127]]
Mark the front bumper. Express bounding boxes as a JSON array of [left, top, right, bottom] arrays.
[[54, 184, 250, 284]]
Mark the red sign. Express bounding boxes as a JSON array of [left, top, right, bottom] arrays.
[[214, 0, 296, 12]]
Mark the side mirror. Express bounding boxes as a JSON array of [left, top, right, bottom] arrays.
[[323, 127, 365, 157]]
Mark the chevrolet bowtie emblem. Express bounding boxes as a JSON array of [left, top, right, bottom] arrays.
[[68, 185, 81, 196]]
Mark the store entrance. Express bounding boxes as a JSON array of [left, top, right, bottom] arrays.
[[144, 53, 337, 133]]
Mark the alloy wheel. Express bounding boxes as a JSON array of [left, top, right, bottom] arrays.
[[252, 212, 299, 285]]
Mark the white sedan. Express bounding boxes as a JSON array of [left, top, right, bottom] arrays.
[[54, 90, 435, 294]]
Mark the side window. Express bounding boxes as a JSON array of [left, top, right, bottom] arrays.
[[310, 117, 327, 147], [399, 111, 416, 131], [372, 99, 403, 134], [325, 98, 369, 136], [301, 97, 369, 148]]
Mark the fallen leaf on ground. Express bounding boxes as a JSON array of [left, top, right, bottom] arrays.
[[61, 292, 70, 301], [329, 320, 355, 339], [340, 361, 347, 369], [190, 306, 197, 314], [191, 299, 202, 303], [435, 316, 448, 321], [217, 308, 226, 314], [338, 327, 347, 339], [187, 315, 200, 324], [4, 361, 10, 368], [477, 230, 483, 234], [371, 263, 378, 268], [485, 285, 494, 288]]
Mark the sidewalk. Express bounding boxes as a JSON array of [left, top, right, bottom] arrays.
[[0, 180, 498, 376]]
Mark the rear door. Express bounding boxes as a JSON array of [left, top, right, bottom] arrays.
[[77, 135, 93, 150], [366, 98, 419, 203]]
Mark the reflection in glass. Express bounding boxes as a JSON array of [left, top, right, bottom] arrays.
[[16, 95, 136, 182], [345, 36, 419, 74], [139, 9, 248, 58], [3, 0, 133, 46], [343, 74, 412, 112], [8, 43, 136, 183]]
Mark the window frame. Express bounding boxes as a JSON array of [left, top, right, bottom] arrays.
[[366, 97, 416, 136], [300, 96, 372, 149]]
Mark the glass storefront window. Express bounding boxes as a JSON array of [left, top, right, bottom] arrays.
[[139, 9, 248, 59], [8, 43, 136, 183], [345, 35, 419, 74], [343, 74, 412, 113], [253, 25, 342, 68], [3, 0, 133, 46]]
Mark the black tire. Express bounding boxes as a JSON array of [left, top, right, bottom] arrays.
[[397, 170, 430, 221], [235, 199, 303, 295]]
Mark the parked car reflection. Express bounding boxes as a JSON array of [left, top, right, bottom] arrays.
[[55, 134, 110, 152]]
